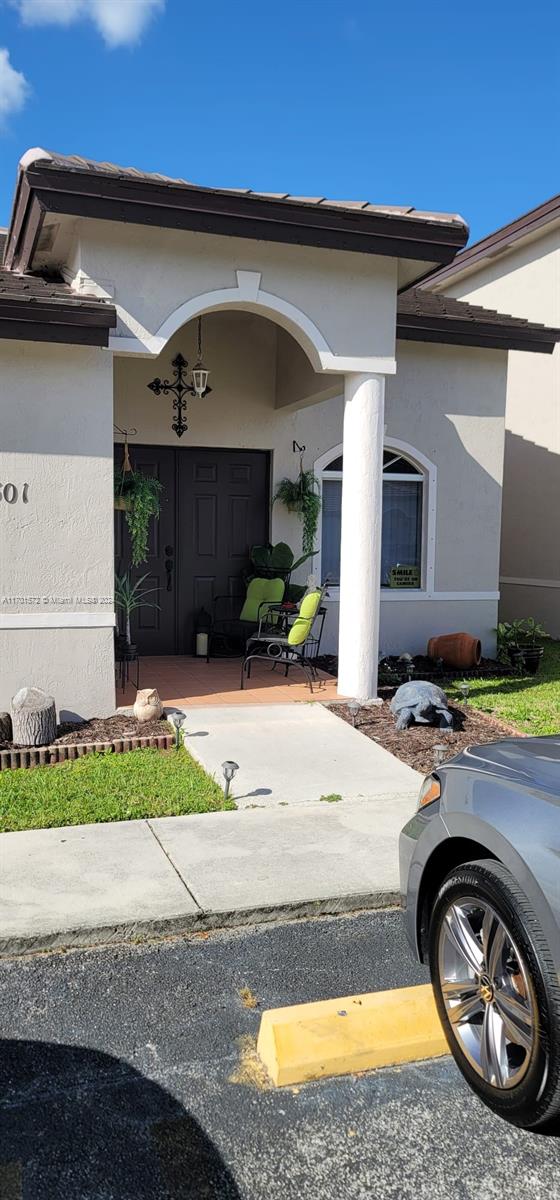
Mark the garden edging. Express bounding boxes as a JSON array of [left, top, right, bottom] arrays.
[[0, 732, 174, 771]]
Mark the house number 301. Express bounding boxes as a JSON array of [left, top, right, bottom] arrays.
[[0, 483, 29, 504]]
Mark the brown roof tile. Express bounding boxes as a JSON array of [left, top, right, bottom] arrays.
[[28, 149, 468, 229], [4, 148, 472, 277], [396, 287, 560, 352]]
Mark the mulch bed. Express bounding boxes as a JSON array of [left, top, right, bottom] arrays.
[[0, 714, 175, 771], [316, 653, 514, 684], [332, 698, 522, 776], [0, 714, 172, 752]]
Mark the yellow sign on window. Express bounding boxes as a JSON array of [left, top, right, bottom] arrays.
[[388, 564, 421, 589]]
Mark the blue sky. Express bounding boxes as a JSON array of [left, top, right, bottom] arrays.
[[0, 0, 559, 242]]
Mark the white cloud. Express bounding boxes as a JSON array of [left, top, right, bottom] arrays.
[[0, 47, 29, 120], [13, 0, 165, 47]]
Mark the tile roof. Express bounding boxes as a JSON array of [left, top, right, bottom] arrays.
[[396, 287, 560, 352], [398, 287, 550, 331], [0, 234, 116, 346], [35, 150, 467, 229], [423, 192, 560, 287]]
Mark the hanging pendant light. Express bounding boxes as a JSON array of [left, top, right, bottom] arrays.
[[147, 315, 212, 438], [191, 315, 210, 398]]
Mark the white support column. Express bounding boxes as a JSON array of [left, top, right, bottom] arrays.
[[338, 372, 385, 701]]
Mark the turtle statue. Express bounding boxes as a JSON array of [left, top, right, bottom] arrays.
[[390, 680, 453, 731]]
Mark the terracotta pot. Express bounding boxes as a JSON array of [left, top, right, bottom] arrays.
[[427, 632, 482, 669], [114, 496, 131, 512]]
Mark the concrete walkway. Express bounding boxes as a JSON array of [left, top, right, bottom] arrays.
[[181, 703, 421, 807], [0, 704, 423, 955], [0, 793, 417, 955]]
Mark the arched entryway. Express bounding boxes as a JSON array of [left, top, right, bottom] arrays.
[[113, 305, 334, 655]]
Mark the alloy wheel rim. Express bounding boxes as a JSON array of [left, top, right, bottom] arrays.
[[438, 896, 536, 1089]]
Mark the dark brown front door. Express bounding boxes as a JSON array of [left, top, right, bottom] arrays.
[[114, 446, 269, 654]]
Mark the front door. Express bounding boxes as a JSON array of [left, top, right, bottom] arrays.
[[114, 446, 270, 654]]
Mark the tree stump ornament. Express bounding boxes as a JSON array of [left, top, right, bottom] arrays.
[[11, 687, 57, 746]]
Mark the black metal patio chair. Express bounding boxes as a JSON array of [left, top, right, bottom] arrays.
[[240, 585, 327, 693], [208, 576, 286, 659]]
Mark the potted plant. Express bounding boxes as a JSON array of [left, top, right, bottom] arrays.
[[249, 541, 317, 581], [114, 467, 162, 567], [495, 621, 525, 671], [495, 618, 549, 675], [115, 573, 160, 656], [517, 617, 550, 675], [273, 468, 321, 555]]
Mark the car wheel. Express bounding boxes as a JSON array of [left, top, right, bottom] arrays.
[[428, 858, 560, 1129]]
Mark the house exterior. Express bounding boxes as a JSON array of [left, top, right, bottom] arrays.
[[1, 148, 559, 718], [425, 195, 560, 635]]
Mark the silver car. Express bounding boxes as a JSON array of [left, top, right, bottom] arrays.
[[400, 736, 560, 1129]]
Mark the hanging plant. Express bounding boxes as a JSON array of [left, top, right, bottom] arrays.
[[114, 467, 162, 567], [274, 467, 321, 555]]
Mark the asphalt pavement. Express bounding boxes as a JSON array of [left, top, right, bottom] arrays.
[[1, 910, 560, 1199]]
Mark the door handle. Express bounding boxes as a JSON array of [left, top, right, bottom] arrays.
[[164, 558, 173, 591]]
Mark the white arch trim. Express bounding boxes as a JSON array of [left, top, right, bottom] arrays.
[[314, 436, 437, 595], [108, 271, 397, 375]]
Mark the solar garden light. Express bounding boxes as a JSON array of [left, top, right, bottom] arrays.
[[433, 744, 447, 769], [459, 681, 470, 705], [347, 699, 361, 728], [168, 711, 184, 750], [398, 652, 414, 682], [222, 760, 239, 800]]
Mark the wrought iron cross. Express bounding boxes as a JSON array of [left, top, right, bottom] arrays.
[[147, 350, 211, 439]]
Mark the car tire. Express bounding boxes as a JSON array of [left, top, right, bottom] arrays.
[[428, 858, 560, 1129]]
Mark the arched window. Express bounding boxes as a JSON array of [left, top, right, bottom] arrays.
[[316, 442, 434, 591]]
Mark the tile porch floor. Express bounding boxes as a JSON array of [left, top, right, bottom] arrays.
[[120, 655, 340, 708]]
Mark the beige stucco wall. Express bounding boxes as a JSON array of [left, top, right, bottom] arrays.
[[0, 340, 115, 718], [115, 318, 507, 656], [71, 219, 398, 362], [433, 223, 560, 634]]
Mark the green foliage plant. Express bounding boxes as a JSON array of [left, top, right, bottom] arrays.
[[115, 572, 160, 645], [115, 468, 162, 566], [496, 618, 550, 658], [249, 542, 317, 578], [273, 468, 322, 555]]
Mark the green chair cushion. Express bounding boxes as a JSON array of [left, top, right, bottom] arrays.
[[287, 589, 322, 646], [239, 577, 285, 623]]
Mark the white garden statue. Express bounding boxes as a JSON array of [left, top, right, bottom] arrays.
[[133, 688, 163, 724]]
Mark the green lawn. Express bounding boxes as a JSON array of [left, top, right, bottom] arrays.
[[0, 746, 233, 833], [448, 640, 560, 737]]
